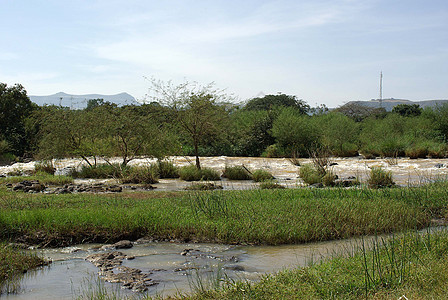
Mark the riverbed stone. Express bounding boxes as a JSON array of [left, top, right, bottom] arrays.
[[113, 240, 133, 249]]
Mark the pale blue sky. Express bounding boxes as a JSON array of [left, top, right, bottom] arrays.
[[1, 0, 447, 107]]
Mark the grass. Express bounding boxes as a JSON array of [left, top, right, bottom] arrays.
[[222, 166, 252, 180], [367, 167, 395, 188], [0, 174, 73, 186], [185, 229, 448, 299], [0, 181, 445, 246], [150, 160, 179, 179], [179, 166, 221, 181], [251, 169, 274, 182], [0, 243, 46, 294], [299, 164, 323, 185], [121, 166, 158, 184]]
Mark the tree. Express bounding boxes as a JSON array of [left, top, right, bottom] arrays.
[[336, 102, 387, 122], [244, 94, 310, 114], [392, 104, 422, 117], [147, 79, 231, 169], [0, 83, 35, 155], [271, 107, 320, 157]]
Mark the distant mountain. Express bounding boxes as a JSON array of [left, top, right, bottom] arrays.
[[343, 98, 448, 112], [30, 92, 138, 108]]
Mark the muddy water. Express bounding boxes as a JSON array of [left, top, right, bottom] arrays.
[[1, 156, 448, 189], [3, 233, 409, 299]]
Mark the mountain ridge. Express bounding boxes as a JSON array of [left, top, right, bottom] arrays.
[[30, 92, 138, 108]]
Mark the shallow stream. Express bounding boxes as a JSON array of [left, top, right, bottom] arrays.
[[3, 234, 406, 299]]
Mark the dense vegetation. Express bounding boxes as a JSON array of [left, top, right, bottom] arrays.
[[1, 81, 448, 166]]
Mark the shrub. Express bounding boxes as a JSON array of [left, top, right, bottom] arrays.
[[222, 166, 252, 180], [252, 169, 274, 182], [367, 167, 395, 188], [428, 143, 448, 158], [121, 166, 158, 184], [72, 163, 125, 179], [259, 180, 285, 189], [299, 164, 322, 185], [34, 160, 56, 175], [405, 144, 428, 159], [150, 160, 179, 178], [179, 165, 220, 181], [262, 144, 283, 158], [322, 171, 337, 187]]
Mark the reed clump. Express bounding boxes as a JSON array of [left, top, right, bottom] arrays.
[[367, 167, 395, 188], [252, 169, 274, 182], [222, 166, 252, 180], [179, 165, 220, 181]]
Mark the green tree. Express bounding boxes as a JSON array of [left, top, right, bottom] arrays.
[[392, 104, 422, 117], [245, 94, 309, 114], [336, 102, 387, 122], [147, 79, 231, 169], [0, 83, 35, 155], [271, 107, 320, 157]]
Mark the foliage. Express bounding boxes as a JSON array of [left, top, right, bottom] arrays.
[[252, 169, 274, 182], [222, 166, 252, 180], [298, 164, 322, 185], [178, 165, 221, 181], [271, 107, 320, 157], [244, 94, 310, 114], [150, 160, 179, 178], [33, 160, 55, 175], [71, 163, 126, 179], [0, 83, 35, 156], [0, 244, 46, 291], [367, 167, 395, 188], [0, 174, 73, 185], [392, 103, 422, 117], [120, 166, 158, 184], [147, 79, 231, 169]]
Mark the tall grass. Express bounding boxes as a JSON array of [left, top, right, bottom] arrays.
[[222, 166, 252, 180], [0, 183, 441, 246], [179, 166, 220, 181], [0, 174, 73, 185], [0, 243, 46, 294]]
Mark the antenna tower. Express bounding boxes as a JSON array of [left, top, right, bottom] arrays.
[[379, 71, 383, 108]]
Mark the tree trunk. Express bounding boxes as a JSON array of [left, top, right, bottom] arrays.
[[194, 141, 201, 169]]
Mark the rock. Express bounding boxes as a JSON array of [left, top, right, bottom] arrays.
[[107, 185, 122, 193], [224, 265, 245, 271], [12, 183, 25, 191], [329, 162, 338, 166], [435, 163, 445, 168], [113, 240, 133, 249]]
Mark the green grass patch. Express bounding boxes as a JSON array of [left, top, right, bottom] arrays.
[[0, 183, 442, 246], [259, 180, 285, 189], [222, 166, 252, 180], [367, 167, 395, 188], [179, 166, 221, 181], [0, 243, 46, 293], [251, 169, 274, 182], [150, 160, 179, 179]]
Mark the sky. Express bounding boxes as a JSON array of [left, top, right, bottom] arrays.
[[1, 0, 447, 107]]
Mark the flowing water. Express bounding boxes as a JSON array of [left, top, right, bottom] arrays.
[[1, 156, 448, 188], [2, 233, 416, 299]]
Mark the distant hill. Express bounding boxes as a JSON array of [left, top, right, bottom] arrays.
[[30, 92, 138, 108], [343, 98, 448, 112]]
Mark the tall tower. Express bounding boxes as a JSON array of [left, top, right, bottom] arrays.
[[379, 71, 383, 108]]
